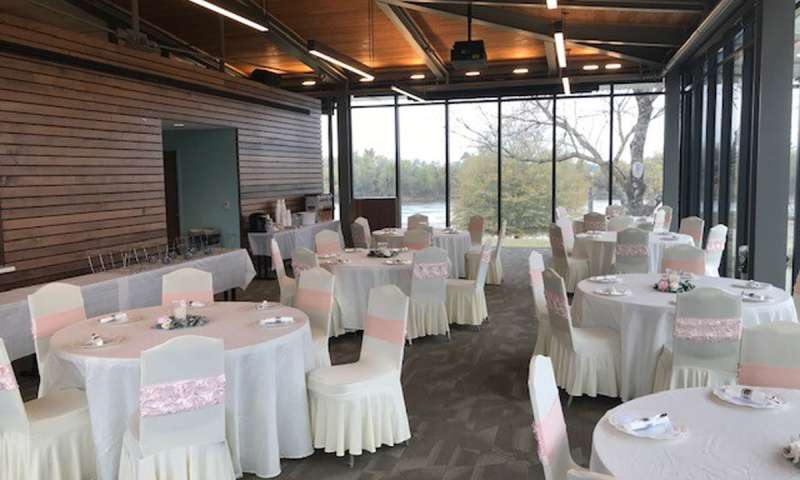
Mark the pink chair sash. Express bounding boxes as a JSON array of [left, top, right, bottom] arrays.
[[616, 244, 648, 257], [529, 270, 543, 287], [481, 249, 492, 263], [0, 364, 18, 391], [295, 288, 334, 312], [532, 398, 566, 466], [738, 364, 800, 389], [140, 373, 225, 417], [162, 290, 214, 306], [317, 241, 340, 255], [706, 239, 726, 253], [414, 262, 449, 279], [674, 317, 741, 343], [365, 314, 405, 345], [32, 306, 85, 339], [662, 258, 704, 275], [544, 290, 569, 319]]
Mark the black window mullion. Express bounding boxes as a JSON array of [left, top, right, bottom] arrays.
[[718, 42, 734, 276], [497, 99, 502, 231], [703, 56, 717, 230], [609, 85, 615, 206], [445, 100, 451, 228], [551, 95, 557, 222]]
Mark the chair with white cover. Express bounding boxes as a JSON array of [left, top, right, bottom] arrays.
[[605, 205, 625, 218], [543, 269, 620, 398], [119, 336, 234, 480], [738, 322, 800, 389], [654, 205, 673, 232], [28, 282, 87, 397], [271, 239, 296, 306], [465, 220, 506, 285], [291, 247, 319, 277], [468, 215, 484, 246], [0, 338, 95, 480], [583, 212, 607, 232], [555, 217, 576, 255], [529, 251, 550, 356], [653, 287, 742, 392], [568, 471, 616, 480], [315, 230, 342, 255], [308, 285, 411, 461], [404, 228, 431, 250], [679, 216, 705, 248], [614, 228, 649, 274], [162, 268, 214, 306], [446, 244, 491, 326], [295, 267, 336, 369], [351, 221, 370, 249], [606, 215, 634, 232], [406, 247, 450, 342], [704, 224, 728, 277], [528, 355, 586, 479], [407, 213, 429, 230], [556, 206, 570, 220], [549, 223, 589, 293], [355, 217, 372, 248], [661, 244, 706, 275]]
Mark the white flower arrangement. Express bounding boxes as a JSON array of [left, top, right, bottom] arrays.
[[784, 436, 800, 466]]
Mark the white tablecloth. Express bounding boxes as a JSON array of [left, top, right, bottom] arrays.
[[591, 387, 800, 479], [0, 249, 256, 361], [573, 274, 798, 400], [321, 250, 413, 330], [573, 231, 695, 276], [247, 221, 342, 258], [49, 302, 314, 480], [372, 228, 471, 278]]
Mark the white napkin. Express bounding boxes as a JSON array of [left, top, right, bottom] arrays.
[[259, 316, 294, 326], [627, 412, 670, 431], [99, 312, 128, 324]]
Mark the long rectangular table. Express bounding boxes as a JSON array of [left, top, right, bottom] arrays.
[[0, 248, 256, 360]]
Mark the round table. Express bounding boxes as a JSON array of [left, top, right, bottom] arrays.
[[591, 387, 800, 479], [572, 274, 798, 400], [573, 231, 695, 276], [372, 228, 471, 278], [49, 302, 314, 480]]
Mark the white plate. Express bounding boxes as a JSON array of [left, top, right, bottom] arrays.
[[72, 335, 124, 350], [594, 288, 631, 297], [609, 412, 687, 440], [731, 281, 769, 290], [256, 301, 281, 311], [589, 275, 621, 284], [713, 385, 786, 409]]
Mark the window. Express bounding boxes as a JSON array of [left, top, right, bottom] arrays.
[[352, 106, 396, 198], [321, 114, 330, 195], [399, 104, 446, 228]]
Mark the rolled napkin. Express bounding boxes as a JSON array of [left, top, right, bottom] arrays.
[[627, 412, 670, 431], [99, 312, 128, 324], [259, 316, 294, 326]]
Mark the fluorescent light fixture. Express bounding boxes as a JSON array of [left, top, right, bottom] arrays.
[[582, 64, 599, 71], [562, 77, 571, 95], [465, 70, 481, 77], [359, 77, 374, 83], [546, 0, 558, 8], [605, 63, 622, 70], [410, 73, 426, 80], [554, 31, 567, 68], [187, 0, 268, 31], [513, 67, 529, 74], [173, 123, 185, 127], [301, 80, 317, 86], [391, 86, 425, 102], [308, 42, 375, 81]]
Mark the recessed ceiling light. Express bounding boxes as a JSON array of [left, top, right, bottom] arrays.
[[582, 64, 600, 71], [173, 123, 185, 127], [513, 67, 529, 74], [410, 73, 426, 80], [605, 63, 622, 70], [359, 77, 374, 83], [465, 71, 481, 77], [301, 80, 317, 86]]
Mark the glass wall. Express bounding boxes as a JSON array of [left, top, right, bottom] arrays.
[[320, 111, 340, 219], [399, 104, 446, 227], [787, 8, 800, 287], [352, 105, 395, 198]]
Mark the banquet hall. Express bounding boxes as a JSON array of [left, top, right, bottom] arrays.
[[1, 0, 799, 479]]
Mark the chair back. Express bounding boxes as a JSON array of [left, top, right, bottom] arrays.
[[407, 213, 429, 230], [295, 267, 335, 339], [554, 217, 575, 254], [661, 244, 706, 275], [673, 288, 742, 377], [404, 228, 432, 250], [605, 205, 625, 218], [704, 224, 728, 276], [542, 269, 575, 350], [291, 247, 319, 276], [410, 247, 449, 306], [607, 215, 634, 232], [548, 224, 569, 276], [615, 228, 650, 274], [354, 217, 372, 247], [528, 251, 547, 325], [139, 336, 226, 456], [162, 267, 214, 306], [0, 339, 27, 433], [360, 285, 409, 371], [555, 207, 569, 220], [528, 355, 574, 480], [351, 222, 369, 249], [468, 215, 484, 246], [271, 239, 295, 294], [315, 230, 342, 255], [679, 216, 705, 248], [583, 212, 607, 232], [474, 243, 493, 290], [738, 322, 800, 389], [28, 282, 86, 385], [653, 208, 667, 232]]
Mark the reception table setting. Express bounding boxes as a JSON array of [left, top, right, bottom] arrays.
[[371, 227, 471, 278], [573, 230, 695, 276]]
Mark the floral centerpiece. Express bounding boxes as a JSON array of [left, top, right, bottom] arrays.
[[654, 272, 695, 293], [155, 300, 208, 330], [784, 436, 800, 467]]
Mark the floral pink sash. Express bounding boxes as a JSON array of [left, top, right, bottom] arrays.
[[706, 239, 726, 253], [481, 249, 492, 263], [674, 317, 741, 343], [365, 314, 405, 345], [616, 244, 648, 257], [532, 398, 566, 466], [140, 374, 225, 417], [32, 306, 85, 339], [0, 364, 18, 391], [413, 262, 449, 279]]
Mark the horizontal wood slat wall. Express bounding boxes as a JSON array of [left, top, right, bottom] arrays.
[[0, 14, 322, 290]]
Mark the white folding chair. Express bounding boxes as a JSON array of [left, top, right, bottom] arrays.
[[653, 288, 742, 391], [606, 215, 634, 232], [295, 267, 336, 369], [407, 213, 429, 230], [0, 338, 95, 480], [162, 268, 214, 306], [549, 223, 589, 293], [468, 215, 484, 246], [307, 285, 411, 462], [583, 212, 607, 232], [661, 244, 706, 275], [738, 322, 800, 389], [315, 229, 342, 255], [704, 224, 728, 277], [679, 216, 705, 248], [407, 247, 450, 342], [271, 239, 296, 306], [529, 251, 550, 356], [291, 247, 320, 276], [614, 227, 650, 274], [446, 244, 491, 326], [465, 220, 506, 285], [605, 205, 625, 218], [119, 336, 234, 480], [404, 228, 431, 250], [543, 269, 620, 398], [354, 217, 372, 248]]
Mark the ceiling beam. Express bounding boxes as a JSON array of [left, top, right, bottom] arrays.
[[544, 42, 558, 75], [375, 2, 449, 81], [403, 0, 707, 13]]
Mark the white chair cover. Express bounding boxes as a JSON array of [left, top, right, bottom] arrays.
[[308, 285, 411, 457], [654, 206, 673, 232], [407, 214, 429, 230], [661, 244, 706, 275], [679, 216, 705, 248], [568, 470, 615, 480], [404, 229, 432, 250], [0, 339, 96, 480], [119, 336, 234, 480], [549, 223, 589, 293], [704, 224, 728, 277], [466, 220, 505, 285], [407, 247, 450, 341], [315, 230, 342, 255], [653, 288, 742, 392], [291, 247, 319, 276], [354, 217, 372, 248], [556, 207, 570, 220], [28, 282, 86, 397], [555, 217, 575, 255], [161, 268, 214, 306], [606, 215, 634, 232], [351, 222, 369, 249], [738, 322, 800, 389], [543, 269, 619, 398], [446, 244, 491, 326], [605, 205, 625, 218], [468, 215, 484, 246], [295, 267, 335, 369], [583, 213, 607, 232], [614, 228, 649, 274], [271, 239, 296, 306], [529, 251, 550, 356]]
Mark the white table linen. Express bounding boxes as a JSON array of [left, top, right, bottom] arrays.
[[591, 387, 800, 479], [0, 249, 256, 361], [573, 231, 694, 276], [247, 221, 342, 258], [49, 302, 314, 480], [573, 274, 798, 400], [372, 228, 471, 278]]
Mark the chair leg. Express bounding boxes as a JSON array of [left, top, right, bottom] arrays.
[[348, 454, 355, 468]]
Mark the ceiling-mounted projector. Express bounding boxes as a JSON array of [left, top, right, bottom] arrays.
[[451, 40, 487, 70]]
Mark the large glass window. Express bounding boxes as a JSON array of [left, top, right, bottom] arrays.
[[352, 106, 396, 198], [788, 8, 800, 287], [399, 104, 446, 228]]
